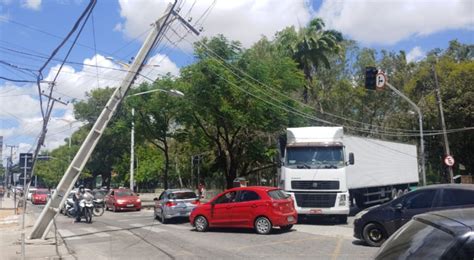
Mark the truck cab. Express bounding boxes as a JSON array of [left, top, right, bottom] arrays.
[[278, 127, 353, 222]]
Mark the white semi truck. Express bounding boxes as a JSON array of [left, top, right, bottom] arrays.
[[277, 126, 418, 222]]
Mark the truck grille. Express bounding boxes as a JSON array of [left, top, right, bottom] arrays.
[[291, 181, 339, 190], [294, 192, 337, 208]]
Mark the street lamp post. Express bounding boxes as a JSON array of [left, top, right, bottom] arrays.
[[385, 82, 426, 186], [57, 119, 80, 163], [126, 88, 184, 191]]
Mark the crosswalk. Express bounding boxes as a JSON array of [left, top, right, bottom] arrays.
[[57, 221, 192, 241]]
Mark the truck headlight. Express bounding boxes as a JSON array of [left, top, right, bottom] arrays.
[[338, 194, 347, 206]]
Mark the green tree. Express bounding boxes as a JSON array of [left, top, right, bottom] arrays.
[[180, 35, 304, 188], [74, 87, 131, 188], [127, 78, 185, 190], [275, 18, 343, 103]]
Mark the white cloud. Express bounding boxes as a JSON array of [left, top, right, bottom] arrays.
[[0, 84, 40, 119], [0, 53, 179, 153], [113, 23, 123, 32], [139, 53, 180, 81], [21, 0, 42, 10], [406, 46, 425, 63], [317, 0, 474, 45], [117, 0, 312, 48]]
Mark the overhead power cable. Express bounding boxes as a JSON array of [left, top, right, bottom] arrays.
[[182, 33, 468, 136], [165, 31, 474, 138]]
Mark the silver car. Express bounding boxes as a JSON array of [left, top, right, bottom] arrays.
[[154, 189, 200, 224]]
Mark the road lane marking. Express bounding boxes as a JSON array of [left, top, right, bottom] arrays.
[[117, 217, 151, 222], [81, 227, 111, 238], [104, 225, 132, 236], [129, 223, 147, 228], [331, 236, 344, 260], [57, 229, 81, 240], [235, 237, 325, 251], [141, 226, 165, 233]]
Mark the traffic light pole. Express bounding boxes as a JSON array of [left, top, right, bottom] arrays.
[[29, 2, 177, 239], [385, 82, 426, 186]]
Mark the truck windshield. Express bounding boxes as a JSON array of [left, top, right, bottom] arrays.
[[286, 146, 344, 169]]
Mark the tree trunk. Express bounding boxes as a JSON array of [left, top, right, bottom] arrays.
[[224, 149, 238, 189], [226, 166, 237, 189], [164, 141, 169, 190]]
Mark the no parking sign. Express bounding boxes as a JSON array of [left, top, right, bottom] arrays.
[[444, 155, 455, 167]]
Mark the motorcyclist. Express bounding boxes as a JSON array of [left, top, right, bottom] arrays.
[[73, 185, 86, 222]]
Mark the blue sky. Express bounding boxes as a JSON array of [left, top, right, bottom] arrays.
[[0, 0, 473, 163]]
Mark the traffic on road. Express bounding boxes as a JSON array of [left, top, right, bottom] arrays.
[[19, 182, 472, 259]]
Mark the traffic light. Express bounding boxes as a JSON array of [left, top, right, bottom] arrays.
[[365, 67, 378, 90]]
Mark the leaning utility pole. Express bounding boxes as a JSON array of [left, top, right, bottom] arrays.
[[432, 65, 454, 183], [30, 1, 178, 239]]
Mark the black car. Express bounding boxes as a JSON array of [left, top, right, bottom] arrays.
[[353, 184, 474, 246], [374, 208, 474, 259]]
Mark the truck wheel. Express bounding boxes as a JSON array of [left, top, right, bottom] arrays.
[[362, 223, 387, 247]]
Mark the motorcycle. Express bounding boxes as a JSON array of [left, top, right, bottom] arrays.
[[92, 198, 105, 217], [66, 193, 94, 223]]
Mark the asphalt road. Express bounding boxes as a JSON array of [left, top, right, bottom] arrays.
[[31, 204, 378, 260]]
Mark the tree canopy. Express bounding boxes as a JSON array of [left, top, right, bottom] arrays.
[[35, 21, 473, 190]]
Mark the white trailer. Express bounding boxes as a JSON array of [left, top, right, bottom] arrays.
[[277, 126, 419, 222]]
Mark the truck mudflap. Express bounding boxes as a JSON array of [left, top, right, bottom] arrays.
[[287, 191, 350, 216]]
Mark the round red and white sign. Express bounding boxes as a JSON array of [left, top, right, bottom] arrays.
[[376, 72, 386, 89], [444, 155, 455, 167]]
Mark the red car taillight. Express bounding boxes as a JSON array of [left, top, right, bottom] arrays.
[[166, 201, 177, 207], [272, 202, 282, 211], [191, 200, 200, 205]]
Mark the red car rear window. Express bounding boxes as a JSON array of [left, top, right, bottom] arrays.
[[267, 189, 290, 200]]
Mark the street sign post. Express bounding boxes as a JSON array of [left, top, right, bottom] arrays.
[[376, 72, 386, 90], [444, 155, 455, 167], [19, 153, 33, 183]]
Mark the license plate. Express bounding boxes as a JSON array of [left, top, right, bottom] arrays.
[[287, 216, 295, 222], [310, 209, 322, 214], [127, 204, 134, 207]]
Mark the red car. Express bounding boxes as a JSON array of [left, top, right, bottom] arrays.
[[31, 189, 49, 205], [105, 188, 141, 212], [190, 186, 297, 234]]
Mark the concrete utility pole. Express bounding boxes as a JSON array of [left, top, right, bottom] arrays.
[[30, 1, 178, 239], [432, 65, 454, 183], [21, 153, 32, 259]]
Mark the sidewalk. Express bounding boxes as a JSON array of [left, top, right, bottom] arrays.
[[0, 195, 75, 259]]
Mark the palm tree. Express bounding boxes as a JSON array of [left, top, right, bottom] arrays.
[[276, 18, 343, 103]]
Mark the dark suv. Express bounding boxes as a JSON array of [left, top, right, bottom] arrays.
[[353, 184, 474, 246], [375, 208, 474, 259]]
